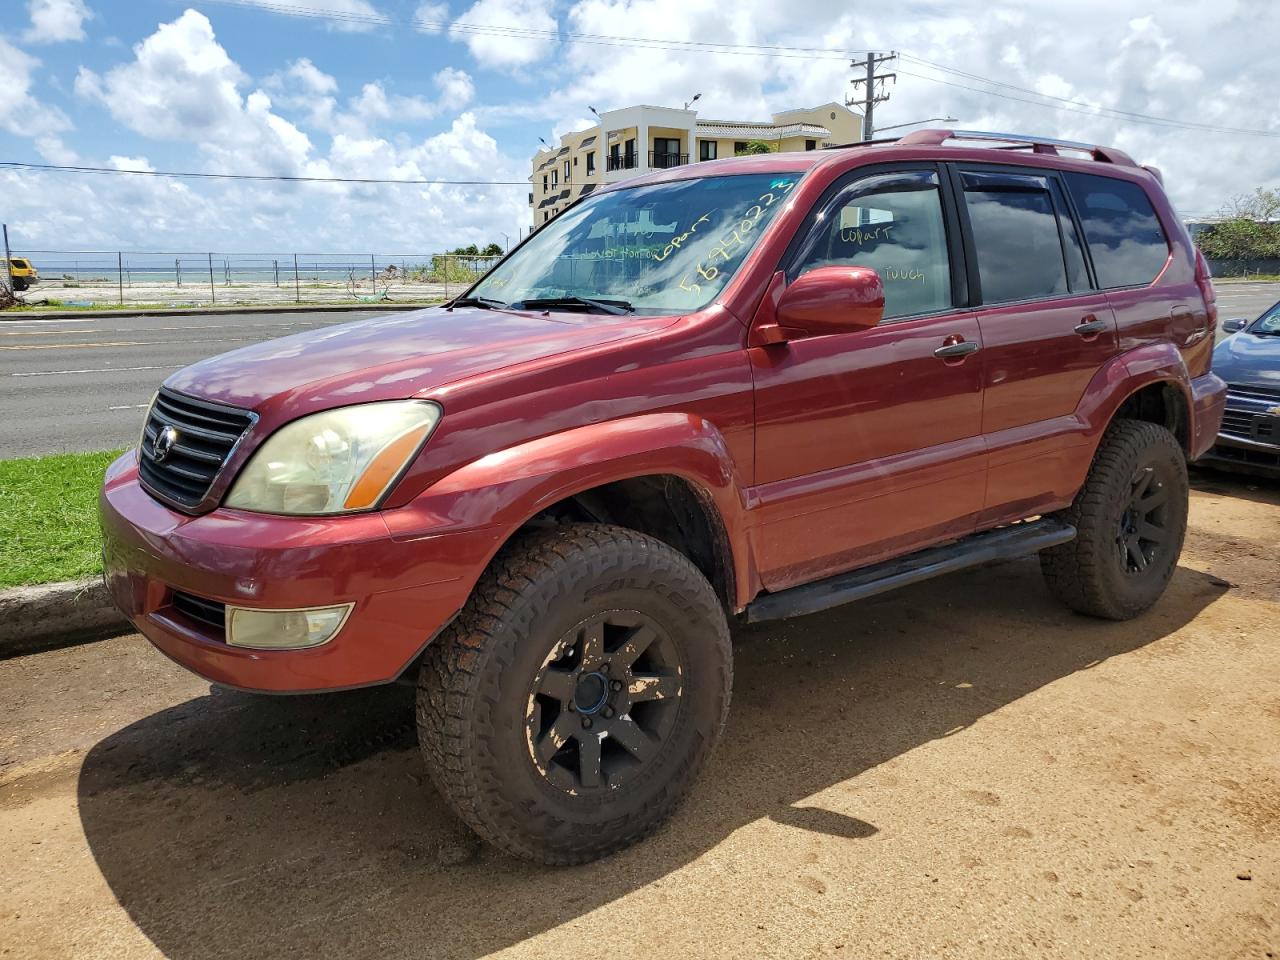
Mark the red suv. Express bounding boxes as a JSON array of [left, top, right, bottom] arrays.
[[100, 129, 1226, 864]]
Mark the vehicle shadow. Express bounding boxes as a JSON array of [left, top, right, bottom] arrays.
[[78, 557, 1229, 960]]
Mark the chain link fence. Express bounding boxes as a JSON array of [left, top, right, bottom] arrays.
[[5, 250, 504, 308]]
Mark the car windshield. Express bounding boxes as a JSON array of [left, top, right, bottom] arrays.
[[1251, 301, 1280, 335], [470, 172, 802, 315]]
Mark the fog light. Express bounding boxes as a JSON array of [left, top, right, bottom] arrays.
[[226, 604, 353, 650]]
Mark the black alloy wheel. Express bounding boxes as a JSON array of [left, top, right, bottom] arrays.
[[527, 610, 683, 794], [1116, 463, 1173, 575]]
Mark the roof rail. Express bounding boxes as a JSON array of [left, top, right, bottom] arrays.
[[896, 128, 1137, 166]]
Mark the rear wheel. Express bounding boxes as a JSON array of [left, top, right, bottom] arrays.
[[1040, 418, 1188, 620], [416, 523, 732, 864], [11, 277, 28, 292]]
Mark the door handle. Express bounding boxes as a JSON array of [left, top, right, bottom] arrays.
[[934, 339, 980, 359], [1074, 317, 1109, 337]]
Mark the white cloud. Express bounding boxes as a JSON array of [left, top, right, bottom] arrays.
[[75, 10, 320, 177], [108, 155, 156, 172], [232, 0, 385, 32], [450, 0, 557, 70], [0, 38, 71, 137], [24, 0, 93, 44], [415, 1, 450, 33]]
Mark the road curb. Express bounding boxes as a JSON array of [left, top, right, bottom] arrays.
[[0, 578, 129, 658], [1, 301, 438, 321]]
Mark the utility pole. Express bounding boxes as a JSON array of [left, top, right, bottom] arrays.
[[848, 51, 897, 141]]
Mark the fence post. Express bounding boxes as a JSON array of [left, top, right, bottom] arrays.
[[118, 252, 123, 305], [294, 253, 300, 303], [208, 253, 216, 305], [2, 224, 13, 295], [273, 259, 279, 287], [370, 254, 376, 290], [444, 258, 449, 301], [175, 258, 181, 288], [224, 258, 230, 286]]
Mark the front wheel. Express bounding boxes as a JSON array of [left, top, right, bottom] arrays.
[[416, 524, 732, 864], [1040, 418, 1189, 620]]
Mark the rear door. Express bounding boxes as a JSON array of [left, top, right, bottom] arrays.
[[950, 165, 1119, 524], [749, 165, 987, 590]]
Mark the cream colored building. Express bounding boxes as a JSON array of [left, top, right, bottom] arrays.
[[529, 102, 861, 226]]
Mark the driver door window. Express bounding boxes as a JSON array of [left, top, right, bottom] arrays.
[[793, 172, 954, 320]]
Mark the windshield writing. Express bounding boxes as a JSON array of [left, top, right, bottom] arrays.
[[472, 173, 801, 315]]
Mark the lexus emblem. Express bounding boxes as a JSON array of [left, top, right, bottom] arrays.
[[153, 425, 179, 462]]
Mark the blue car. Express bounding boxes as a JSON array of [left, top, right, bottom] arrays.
[[1199, 300, 1280, 477]]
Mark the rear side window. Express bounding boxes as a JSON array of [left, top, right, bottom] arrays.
[[961, 172, 1069, 304], [1064, 173, 1169, 288]]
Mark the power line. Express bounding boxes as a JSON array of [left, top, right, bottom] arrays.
[[0, 161, 530, 186], [201, 3, 1280, 139], [896, 54, 1280, 139]]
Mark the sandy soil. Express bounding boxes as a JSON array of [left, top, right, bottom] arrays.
[[1, 471, 1277, 960]]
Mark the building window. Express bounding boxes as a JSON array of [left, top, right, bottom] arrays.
[[699, 140, 717, 161], [552, 169, 558, 187], [573, 155, 578, 166], [625, 138, 636, 164], [542, 175, 547, 191], [563, 160, 570, 181], [733, 141, 748, 154], [586, 152, 595, 175], [805, 139, 817, 151]]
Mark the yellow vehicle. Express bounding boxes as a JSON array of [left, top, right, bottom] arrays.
[[7, 257, 39, 291]]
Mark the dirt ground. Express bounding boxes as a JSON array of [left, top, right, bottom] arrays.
[[1, 470, 1277, 960]]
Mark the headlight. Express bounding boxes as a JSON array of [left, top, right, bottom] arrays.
[[225, 400, 441, 515]]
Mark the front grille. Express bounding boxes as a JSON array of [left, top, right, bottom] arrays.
[[1226, 384, 1280, 405], [171, 591, 227, 633], [1220, 410, 1256, 439], [138, 388, 254, 509]]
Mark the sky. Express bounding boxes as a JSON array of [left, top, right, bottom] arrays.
[[1, 0, 1277, 256]]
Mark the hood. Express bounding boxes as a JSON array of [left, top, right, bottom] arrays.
[[165, 306, 677, 410], [1211, 330, 1280, 392]]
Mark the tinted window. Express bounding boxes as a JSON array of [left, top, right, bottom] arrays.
[[963, 177, 1068, 304], [794, 171, 953, 319], [1065, 173, 1169, 288]]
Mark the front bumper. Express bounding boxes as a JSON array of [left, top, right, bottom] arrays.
[[99, 453, 501, 693]]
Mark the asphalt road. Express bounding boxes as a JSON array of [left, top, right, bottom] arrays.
[[2, 475, 1277, 959], [1, 282, 1276, 459], [0, 310, 385, 458]]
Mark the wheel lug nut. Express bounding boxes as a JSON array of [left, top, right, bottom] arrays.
[[600, 663, 610, 674], [568, 702, 576, 712], [611, 680, 622, 691], [603, 706, 614, 718], [581, 717, 592, 729]]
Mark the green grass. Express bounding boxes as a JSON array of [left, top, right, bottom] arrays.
[[0, 449, 125, 589]]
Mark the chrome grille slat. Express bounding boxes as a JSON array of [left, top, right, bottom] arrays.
[[138, 388, 254, 510]]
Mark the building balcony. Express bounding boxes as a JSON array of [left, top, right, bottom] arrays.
[[649, 151, 689, 169], [606, 153, 638, 172]]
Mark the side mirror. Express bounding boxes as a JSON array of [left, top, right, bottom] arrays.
[[773, 265, 885, 339], [1221, 317, 1249, 334]]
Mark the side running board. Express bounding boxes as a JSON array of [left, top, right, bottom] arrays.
[[745, 518, 1076, 623]]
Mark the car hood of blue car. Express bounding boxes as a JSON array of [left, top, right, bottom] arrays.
[[1212, 329, 1280, 391]]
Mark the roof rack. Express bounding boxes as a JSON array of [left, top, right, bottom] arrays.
[[895, 128, 1137, 166]]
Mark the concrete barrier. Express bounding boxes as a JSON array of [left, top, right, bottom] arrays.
[[0, 578, 129, 658]]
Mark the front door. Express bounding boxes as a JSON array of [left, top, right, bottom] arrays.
[[750, 166, 987, 591]]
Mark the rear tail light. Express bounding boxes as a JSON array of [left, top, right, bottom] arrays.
[[1194, 248, 1218, 332]]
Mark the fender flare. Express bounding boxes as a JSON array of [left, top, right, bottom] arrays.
[[1077, 341, 1194, 452], [388, 412, 757, 608]]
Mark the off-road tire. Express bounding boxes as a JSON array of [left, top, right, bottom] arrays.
[[416, 523, 732, 864], [11, 277, 27, 292], [1040, 418, 1188, 620]]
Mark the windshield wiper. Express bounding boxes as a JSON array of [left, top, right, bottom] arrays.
[[509, 295, 633, 315], [447, 295, 508, 310]]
